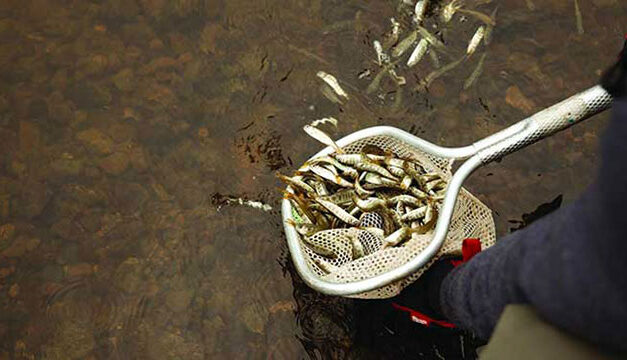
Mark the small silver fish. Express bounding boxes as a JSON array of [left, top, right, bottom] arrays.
[[387, 69, 406, 86], [313, 181, 329, 196], [286, 219, 322, 237], [392, 31, 418, 58], [335, 153, 385, 165], [424, 202, 436, 223], [316, 71, 349, 100], [425, 179, 446, 192], [417, 173, 441, 184], [464, 52, 487, 90], [390, 17, 400, 44], [277, 173, 316, 194], [416, 26, 448, 52], [574, 0, 584, 35], [320, 83, 343, 104], [358, 69, 371, 79], [382, 227, 412, 248], [310, 117, 338, 128], [366, 60, 399, 94], [409, 186, 429, 199], [387, 165, 406, 178], [400, 175, 413, 190], [314, 196, 360, 225], [428, 49, 441, 68], [354, 177, 375, 197], [303, 125, 343, 153], [350, 234, 365, 259], [308, 156, 359, 179], [407, 38, 429, 68], [314, 257, 340, 273], [440, 0, 461, 23], [457, 9, 496, 26], [387, 194, 424, 207], [363, 172, 398, 187], [226, 197, 273, 212], [321, 189, 355, 206], [413, 0, 429, 24], [401, 206, 427, 222], [383, 157, 406, 168], [420, 56, 464, 89], [353, 157, 397, 180], [308, 165, 354, 188], [466, 26, 485, 57], [484, 7, 498, 45], [373, 40, 388, 65], [352, 196, 387, 212]]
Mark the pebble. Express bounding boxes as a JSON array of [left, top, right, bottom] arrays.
[[112, 68, 135, 92], [2, 236, 40, 257], [0, 223, 16, 250], [49, 157, 83, 179], [19, 120, 40, 154], [150, 38, 165, 50], [166, 288, 194, 313], [19, 180, 49, 219], [114, 257, 142, 293], [237, 303, 267, 334], [64, 263, 94, 277], [76, 128, 114, 155], [505, 85, 536, 114], [8, 283, 19, 298], [99, 152, 130, 175]]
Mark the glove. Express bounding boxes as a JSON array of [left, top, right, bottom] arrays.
[[601, 36, 627, 98], [390, 238, 482, 329]]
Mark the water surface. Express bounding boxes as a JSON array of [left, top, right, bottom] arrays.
[[0, 0, 625, 358]]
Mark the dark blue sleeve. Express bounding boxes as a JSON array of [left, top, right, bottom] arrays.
[[440, 100, 627, 352]]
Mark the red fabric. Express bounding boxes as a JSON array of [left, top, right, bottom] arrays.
[[451, 238, 482, 267], [391, 302, 456, 328]]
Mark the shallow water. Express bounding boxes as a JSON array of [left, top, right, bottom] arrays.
[[0, 0, 625, 358]]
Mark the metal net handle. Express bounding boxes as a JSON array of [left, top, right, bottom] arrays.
[[475, 86, 613, 163]]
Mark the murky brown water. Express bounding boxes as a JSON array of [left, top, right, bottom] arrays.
[[0, 0, 625, 358]]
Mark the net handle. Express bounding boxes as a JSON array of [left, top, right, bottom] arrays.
[[473, 85, 612, 163], [283, 86, 612, 296]]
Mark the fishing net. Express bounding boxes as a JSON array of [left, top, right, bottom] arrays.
[[293, 135, 496, 299]]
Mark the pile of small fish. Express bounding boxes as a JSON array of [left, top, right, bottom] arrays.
[[279, 125, 447, 261], [365, 0, 498, 94]]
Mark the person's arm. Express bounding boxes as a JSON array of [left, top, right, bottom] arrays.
[[440, 50, 627, 352]]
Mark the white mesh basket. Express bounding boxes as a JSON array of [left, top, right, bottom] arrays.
[[291, 135, 496, 299]]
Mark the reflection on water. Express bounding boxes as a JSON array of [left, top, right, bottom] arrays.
[[0, 0, 625, 358]]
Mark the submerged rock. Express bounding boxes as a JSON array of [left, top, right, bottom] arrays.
[[0, 223, 16, 250], [76, 128, 114, 155], [42, 320, 95, 360], [67, 82, 112, 108], [166, 288, 194, 313], [237, 302, 267, 334], [99, 152, 130, 175], [505, 85, 536, 114], [2, 235, 40, 257], [18, 179, 50, 219], [112, 68, 135, 92]]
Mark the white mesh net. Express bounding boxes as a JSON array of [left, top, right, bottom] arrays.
[[292, 135, 496, 299]]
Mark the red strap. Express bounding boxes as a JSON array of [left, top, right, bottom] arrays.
[[391, 302, 456, 328], [451, 238, 482, 266]]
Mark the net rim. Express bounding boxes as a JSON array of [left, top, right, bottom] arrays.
[[282, 126, 494, 297]]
